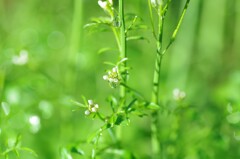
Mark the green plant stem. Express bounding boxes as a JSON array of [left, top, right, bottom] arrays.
[[148, 0, 157, 39], [151, 111, 161, 159], [150, 1, 191, 158], [112, 27, 121, 52], [162, 0, 191, 55], [150, 3, 164, 159], [119, 0, 126, 102], [151, 3, 164, 105], [66, 0, 83, 93]]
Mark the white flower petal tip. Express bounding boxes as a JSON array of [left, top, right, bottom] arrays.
[[88, 100, 94, 105], [103, 75, 108, 80], [98, 0, 108, 9], [112, 67, 118, 72], [85, 110, 91, 115], [91, 107, 97, 112], [94, 104, 99, 109]]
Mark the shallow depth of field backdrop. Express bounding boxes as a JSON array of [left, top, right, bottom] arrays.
[[1, 0, 240, 158]]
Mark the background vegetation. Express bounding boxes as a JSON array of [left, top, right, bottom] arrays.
[[0, 0, 240, 158]]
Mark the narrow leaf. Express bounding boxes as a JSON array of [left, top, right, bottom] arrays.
[[20, 147, 38, 157], [71, 147, 85, 156], [126, 36, 148, 42], [147, 102, 161, 110]]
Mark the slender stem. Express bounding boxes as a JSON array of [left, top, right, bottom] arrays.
[[119, 0, 127, 102], [162, 0, 191, 54], [148, 0, 157, 39], [151, 3, 164, 105], [150, 1, 192, 158], [120, 83, 146, 100], [111, 27, 121, 52], [150, 3, 164, 159], [151, 111, 161, 159], [115, 0, 127, 147]]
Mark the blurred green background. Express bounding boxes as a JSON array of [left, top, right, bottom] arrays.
[[1, 0, 240, 158]]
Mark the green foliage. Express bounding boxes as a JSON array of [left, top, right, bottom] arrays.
[[1, 0, 240, 158]]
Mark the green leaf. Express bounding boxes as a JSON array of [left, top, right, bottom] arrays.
[[126, 36, 148, 42], [125, 98, 137, 112], [84, 17, 112, 33], [117, 58, 128, 65], [147, 102, 161, 110], [14, 150, 20, 158], [70, 146, 85, 156], [226, 112, 240, 124], [70, 100, 87, 108], [14, 134, 22, 147], [20, 147, 38, 157], [87, 127, 105, 143], [103, 61, 116, 66], [115, 113, 126, 125], [97, 47, 114, 54], [81, 96, 88, 106]]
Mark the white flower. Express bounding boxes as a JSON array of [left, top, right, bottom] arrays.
[[12, 50, 29, 65], [91, 107, 97, 112], [103, 66, 120, 88], [98, 0, 108, 9], [112, 67, 117, 72], [88, 100, 94, 105], [85, 110, 90, 115], [95, 104, 99, 109], [103, 75, 108, 80], [85, 100, 99, 115], [173, 88, 186, 101]]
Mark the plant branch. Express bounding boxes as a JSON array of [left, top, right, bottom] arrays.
[[162, 0, 191, 55]]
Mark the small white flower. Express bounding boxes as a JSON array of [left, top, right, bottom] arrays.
[[88, 100, 94, 105], [95, 104, 99, 109], [85, 110, 91, 115], [12, 50, 29, 65], [98, 0, 108, 9], [91, 107, 97, 112], [85, 100, 99, 115], [112, 67, 118, 73], [173, 88, 186, 101], [103, 66, 120, 88], [103, 75, 108, 80]]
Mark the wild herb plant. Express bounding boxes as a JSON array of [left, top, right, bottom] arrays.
[[70, 0, 192, 158]]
